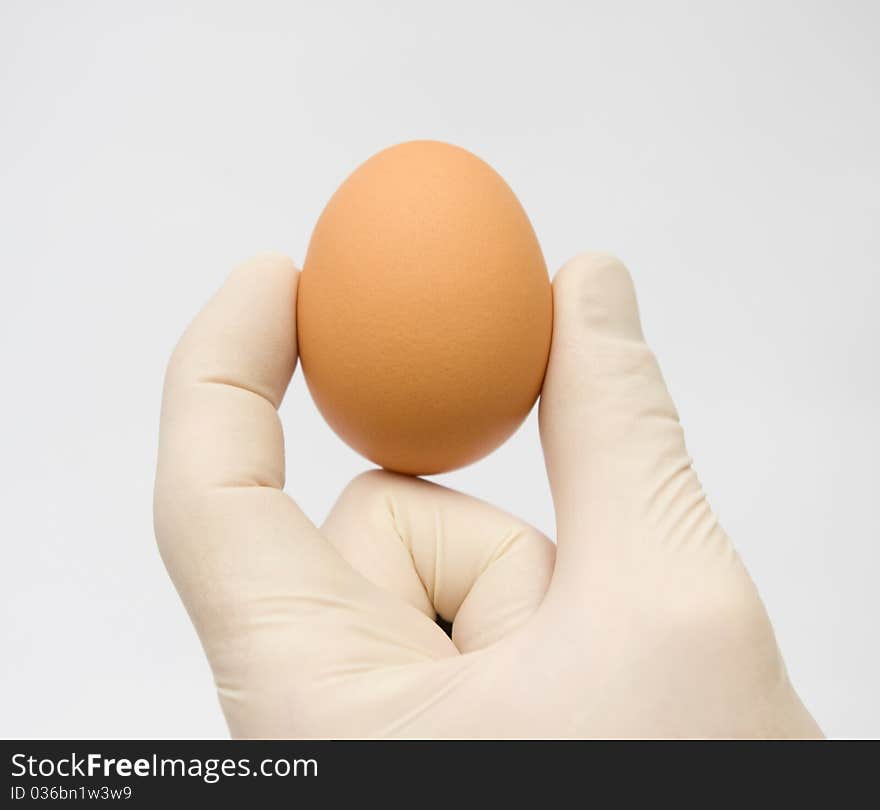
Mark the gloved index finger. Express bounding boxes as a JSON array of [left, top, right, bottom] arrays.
[[155, 251, 298, 499], [153, 253, 345, 640]]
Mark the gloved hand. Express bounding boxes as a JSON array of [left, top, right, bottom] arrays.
[[154, 251, 822, 738]]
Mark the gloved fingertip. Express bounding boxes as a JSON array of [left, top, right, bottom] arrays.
[[552, 252, 644, 342]]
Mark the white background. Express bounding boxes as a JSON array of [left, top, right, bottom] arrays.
[[1, 1, 877, 739]]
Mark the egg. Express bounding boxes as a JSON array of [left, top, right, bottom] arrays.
[[297, 140, 552, 475]]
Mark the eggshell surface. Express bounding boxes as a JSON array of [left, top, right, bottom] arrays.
[[297, 140, 552, 475]]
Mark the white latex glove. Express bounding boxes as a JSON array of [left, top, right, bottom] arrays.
[[155, 251, 822, 738]]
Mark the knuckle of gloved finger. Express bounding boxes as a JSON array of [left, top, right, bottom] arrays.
[[152, 475, 216, 546], [338, 468, 406, 504]]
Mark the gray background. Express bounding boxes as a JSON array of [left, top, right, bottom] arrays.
[[1, 1, 877, 739]]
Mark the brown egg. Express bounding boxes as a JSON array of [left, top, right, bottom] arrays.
[[297, 141, 552, 475]]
